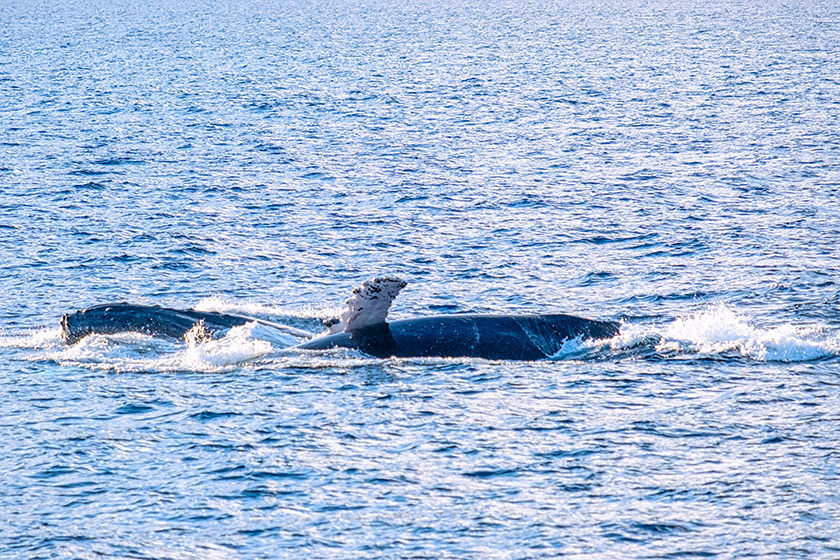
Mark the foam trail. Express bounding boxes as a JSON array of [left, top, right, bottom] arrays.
[[41, 323, 273, 373], [194, 295, 340, 322], [193, 295, 338, 335], [614, 304, 839, 362], [548, 336, 594, 360], [175, 322, 274, 372], [0, 327, 65, 349]]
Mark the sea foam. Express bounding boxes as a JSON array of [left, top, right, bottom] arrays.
[[615, 304, 838, 362], [40, 322, 273, 374]]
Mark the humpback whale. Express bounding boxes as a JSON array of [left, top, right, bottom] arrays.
[[59, 304, 312, 345], [60, 277, 619, 360]]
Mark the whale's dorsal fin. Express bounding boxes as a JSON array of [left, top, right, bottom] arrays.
[[327, 276, 407, 334]]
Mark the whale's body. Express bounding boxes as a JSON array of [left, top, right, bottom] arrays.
[[60, 304, 242, 344], [59, 278, 619, 360], [298, 314, 617, 360]]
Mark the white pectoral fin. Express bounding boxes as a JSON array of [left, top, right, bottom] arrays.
[[329, 276, 407, 333]]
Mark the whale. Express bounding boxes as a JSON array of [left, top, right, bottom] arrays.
[[59, 303, 312, 345], [60, 277, 619, 360]]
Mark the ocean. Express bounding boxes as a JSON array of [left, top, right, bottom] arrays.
[[1, 0, 839, 557]]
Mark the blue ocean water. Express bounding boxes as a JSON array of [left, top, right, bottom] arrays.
[[2, 0, 840, 557]]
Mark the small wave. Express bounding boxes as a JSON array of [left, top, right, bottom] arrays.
[[194, 295, 338, 327], [548, 336, 604, 360], [176, 323, 274, 372], [41, 331, 175, 368], [41, 323, 273, 373], [613, 305, 839, 362], [0, 327, 65, 349]]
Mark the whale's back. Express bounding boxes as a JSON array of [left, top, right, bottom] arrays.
[[60, 303, 252, 344], [298, 314, 619, 360]]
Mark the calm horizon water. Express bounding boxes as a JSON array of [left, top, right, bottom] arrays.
[[2, 0, 840, 558]]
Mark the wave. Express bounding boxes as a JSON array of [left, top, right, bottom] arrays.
[[37, 322, 273, 374], [612, 304, 839, 363], [193, 295, 337, 333], [0, 327, 65, 349], [194, 295, 340, 322]]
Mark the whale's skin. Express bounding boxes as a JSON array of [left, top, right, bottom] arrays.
[[60, 303, 257, 345], [297, 314, 619, 360], [60, 304, 619, 360]]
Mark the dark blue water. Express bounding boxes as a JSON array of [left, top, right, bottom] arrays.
[[2, 0, 840, 557]]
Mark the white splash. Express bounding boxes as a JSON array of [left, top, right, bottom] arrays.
[[614, 304, 839, 362], [41, 322, 273, 373], [194, 295, 340, 322], [547, 336, 595, 360], [175, 322, 273, 372], [0, 327, 64, 349]]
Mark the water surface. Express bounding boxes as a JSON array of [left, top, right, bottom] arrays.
[[2, 0, 840, 558]]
